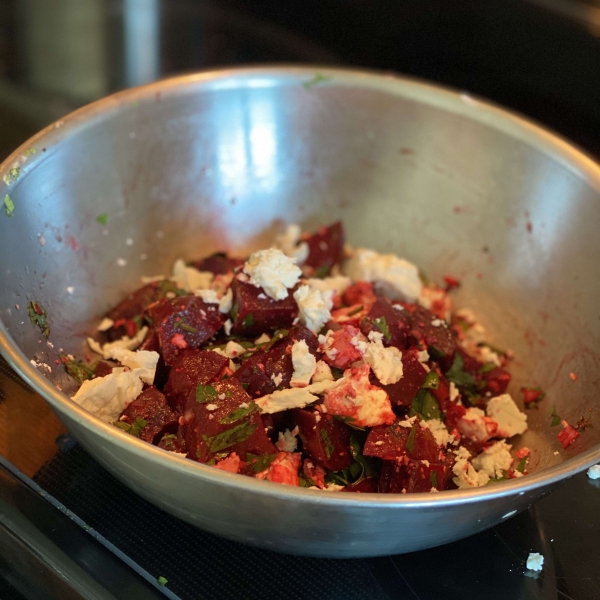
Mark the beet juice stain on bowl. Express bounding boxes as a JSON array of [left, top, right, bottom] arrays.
[[67, 221, 541, 494], [1, 67, 600, 557]]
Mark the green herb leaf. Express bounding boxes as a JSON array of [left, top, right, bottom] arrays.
[[177, 322, 198, 334], [320, 428, 335, 459], [96, 213, 108, 225], [27, 300, 50, 338], [421, 370, 440, 389], [313, 264, 330, 278], [430, 471, 438, 488], [346, 305, 364, 317], [160, 434, 177, 448], [333, 414, 365, 431], [298, 474, 316, 488], [203, 421, 258, 453], [445, 353, 475, 387], [549, 407, 562, 427], [220, 402, 259, 424], [516, 457, 527, 473], [406, 424, 417, 454], [302, 73, 333, 90], [112, 418, 147, 437], [60, 353, 96, 384], [230, 301, 239, 323], [24, 148, 36, 157], [157, 576, 168, 586], [487, 471, 510, 484], [478, 362, 497, 374], [348, 434, 378, 484], [196, 384, 218, 403], [410, 389, 441, 420], [330, 367, 345, 380], [246, 452, 279, 473], [242, 313, 254, 328], [373, 316, 391, 342], [3, 195, 14, 217]]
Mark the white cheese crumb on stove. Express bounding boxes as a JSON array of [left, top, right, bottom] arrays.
[[312, 360, 334, 383], [171, 259, 213, 292], [87, 326, 148, 360], [274, 224, 310, 264], [293, 284, 333, 333], [486, 394, 528, 437], [116, 258, 127, 267], [290, 340, 317, 387], [344, 248, 422, 303], [276, 427, 300, 452], [526, 553, 544, 572], [66, 286, 74, 294], [97, 318, 115, 332], [587, 465, 600, 479], [472, 440, 513, 478], [256, 380, 338, 414], [363, 336, 403, 385], [304, 275, 352, 297], [243, 248, 301, 300]]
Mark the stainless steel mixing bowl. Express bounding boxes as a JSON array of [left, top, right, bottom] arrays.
[[1, 67, 599, 557]]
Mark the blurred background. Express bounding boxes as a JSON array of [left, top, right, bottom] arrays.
[[1, 0, 600, 162]]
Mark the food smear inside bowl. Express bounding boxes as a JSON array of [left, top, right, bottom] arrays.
[[66, 222, 540, 493]]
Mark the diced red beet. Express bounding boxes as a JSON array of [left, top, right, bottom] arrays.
[[364, 420, 438, 463], [292, 409, 353, 471], [378, 457, 448, 493], [404, 304, 457, 359], [479, 367, 511, 396], [360, 298, 410, 350], [191, 252, 243, 275], [378, 459, 409, 493], [183, 378, 276, 463], [372, 347, 428, 406], [430, 368, 451, 413], [301, 222, 345, 276], [119, 386, 178, 444], [342, 282, 377, 308], [444, 403, 467, 430], [235, 326, 318, 398], [139, 327, 160, 352], [558, 421, 579, 449], [94, 361, 114, 378], [329, 304, 370, 327], [341, 478, 379, 493], [164, 350, 229, 411], [320, 325, 365, 370], [303, 459, 326, 489], [147, 296, 225, 365], [230, 278, 298, 336]]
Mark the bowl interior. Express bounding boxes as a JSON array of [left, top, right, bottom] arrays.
[[1, 67, 599, 477]]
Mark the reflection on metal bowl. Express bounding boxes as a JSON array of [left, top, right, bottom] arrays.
[[0, 66, 599, 557]]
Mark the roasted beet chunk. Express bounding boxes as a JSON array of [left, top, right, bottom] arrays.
[[118, 386, 178, 444], [147, 296, 225, 365], [360, 298, 410, 350], [302, 222, 345, 276], [478, 366, 511, 396], [379, 459, 448, 493], [364, 419, 438, 463], [405, 305, 457, 359], [341, 478, 379, 493], [191, 252, 243, 275], [183, 378, 276, 463], [235, 326, 318, 398], [230, 278, 298, 336], [342, 282, 377, 308], [373, 347, 428, 406], [164, 350, 229, 411], [158, 429, 187, 454], [292, 409, 353, 471]]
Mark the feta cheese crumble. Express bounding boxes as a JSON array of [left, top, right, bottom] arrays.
[[486, 394, 528, 438], [97, 318, 114, 332], [293, 284, 333, 333], [471, 440, 513, 478], [344, 248, 422, 303], [171, 259, 213, 292], [526, 553, 544, 572], [312, 360, 334, 383], [587, 465, 600, 480], [304, 275, 352, 297], [243, 248, 301, 300], [290, 340, 317, 388], [276, 427, 300, 452], [274, 224, 309, 264], [256, 380, 338, 414], [363, 337, 403, 385], [421, 418, 456, 447], [87, 326, 148, 360], [452, 450, 490, 489]]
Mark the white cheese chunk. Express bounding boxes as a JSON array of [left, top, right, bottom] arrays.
[[276, 427, 300, 452], [106, 348, 159, 384], [486, 394, 528, 437], [472, 440, 513, 478], [87, 326, 148, 360], [194, 289, 219, 304], [312, 360, 334, 383], [363, 337, 403, 385], [171, 259, 213, 292], [290, 340, 317, 388], [255, 333, 271, 345], [526, 553, 544, 572], [256, 380, 338, 414], [243, 248, 301, 300], [274, 224, 310, 264], [421, 418, 456, 447], [211, 341, 246, 359], [304, 275, 352, 297], [452, 451, 490, 489], [97, 318, 114, 332], [219, 288, 233, 314], [293, 284, 333, 333], [343, 248, 422, 303]]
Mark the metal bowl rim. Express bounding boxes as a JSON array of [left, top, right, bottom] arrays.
[[1, 64, 599, 507]]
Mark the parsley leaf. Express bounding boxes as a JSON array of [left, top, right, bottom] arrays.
[[246, 452, 279, 473], [27, 300, 50, 338], [516, 457, 527, 473], [445, 353, 475, 387], [320, 428, 335, 459], [196, 384, 218, 403], [96, 213, 108, 225], [242, 313, 254, 328], [177, 322, 198, 333], [549, 407, 561, 427], [113, 418, 147, 437], [3, 194, 14, 217], [421, 370, 439, 389], [410, 389, 441, 420], [202, 421, 258, 453], [220, 402, 259, 424], [406, 424, 417, 454], [478, 362, 497, 374], [373, 316, 391, 342], [60, 354, 96, 384], [430, 471, 438, 488]]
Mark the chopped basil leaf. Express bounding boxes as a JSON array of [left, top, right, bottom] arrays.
[[177, 322, 198, 333], [549, 407, 561, 427], [3, 194, 14, 217], [313, 265, 330, 278], [242, 313, 254, 328], [487, 471, 509, 483], [157, 576, 168, 586], [478, 362, 497, 374], [205, 458, 216, 466], [230, 301, 239, 323], [430, 471, 438, 488], [96, 213, 108, 225], [246, 452, 279, 473], [112, 418, 147, 437], [421, 370, 439, 389], [61, 354, 96, 384], [158, 279, 186, 297], [373, 316, 391, 342], [333, 415, 365, 431], [27, 300, 50, 338], [196, 384, 218, 403], [113, 421, 131, 432], [302, 73, 333, 90], [160, 434, 177, 448], [445, 353, 475, 387], [410, 389, 441, 420], [241, 382, 249, 390], [346, 305, 363, 317], [320, 428, 335, 459], [516, 457, 527, 473], [406, 424, 417, 454], [330, 367, 345, 380], [348, 434, 377, 485], [220, 402, 259, 424], [298, 474, 316, 488], [202, 421, 258, 453]]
